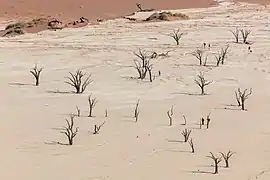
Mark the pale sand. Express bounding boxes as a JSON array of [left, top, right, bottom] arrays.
[[1, 1, 270, 180]]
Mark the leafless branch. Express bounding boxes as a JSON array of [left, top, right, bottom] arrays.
[[88, 94, 97, 117], [60, 114, 78, 145], [65, 69, 92, 93], [30, 64, 43, 86], [194, 72, 213, 95]]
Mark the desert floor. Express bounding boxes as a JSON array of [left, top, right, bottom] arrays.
[[1, 1, 270, 180]]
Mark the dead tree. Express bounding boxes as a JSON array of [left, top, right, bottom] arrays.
[[220, 150, 235, 168], [65, 69, 92, 94], [93, 121, 106, 134], [136, 3, 143, 11], [221, 45, 229, 65], [169, 28, 183, 45], [88, 94, 97, 117], [203, 55, 208, 66], [30, 64, 43, 86], [188, 138, 195, 153], [216, 45, 229, 66], [105, 109, 108, 117], [195, 72, 213, 95], [207, 152, 222, 174], [182, 129, 191, 142], [206, 113, 211, 129], [133, 49, 153, 82], [215, 54, 222, 67], [192, 50, 204, 66], [182, 114, 187, 125], [230, 27, 240, 43], [167, 106, 174, 126], [235, 88, 252, 110], [134, 100, 140, 122], [240, 29, 251, 44], [76, 106, 80, 117], [60, 115, 78, 145]]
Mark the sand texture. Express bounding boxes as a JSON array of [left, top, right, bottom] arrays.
[[1, 1, 270, 180]]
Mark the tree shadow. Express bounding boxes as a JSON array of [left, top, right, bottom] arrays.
[[167, 139, 184, 143], [170, 92, 205, 96], [187, 170, 214, 174], [47, 90, 74, 94], [44, 141, 69, 146], [166, 149, 191, 153], [9, 82, 34, 86]]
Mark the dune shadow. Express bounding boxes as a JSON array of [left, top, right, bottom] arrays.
[[9, 82, 34, 86]]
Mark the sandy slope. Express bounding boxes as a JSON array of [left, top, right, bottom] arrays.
[[1, 1, 270, 180], [0, 0, 215, 21]]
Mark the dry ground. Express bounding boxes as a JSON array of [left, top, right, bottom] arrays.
[[1, 1, 270, 180]]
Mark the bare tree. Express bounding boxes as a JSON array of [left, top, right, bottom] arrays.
[[65, 69, 92, 93], [221, 45, 229, 65], [76, 106, 81, 117], [216, 45, 229, 66], [182, 114, 187, 125], [105, 108, 108, 117], [169, 28, 183, 45], [167, 105, 174, 126], [192, 50, 204, 66], [60, 115, 78, 145], [235, 88, 252, 110], [203, 55, 208, 66], [30, 64, 43, 86], [206, 113, 211, 129], [88, 94, 97, 117], [93, 121, 106, 134], [215, 54, 222, 67], [195, 72, 213, 95], [220, 150, 235, 168], [133, 49, 153, 82], [207, 152, 222, 174], [240, 29, 251, 44], [188, 138, 195, 153], [230, 27, 240, 43], [134, 100, 140, 122], [182, 129, 191, 142]]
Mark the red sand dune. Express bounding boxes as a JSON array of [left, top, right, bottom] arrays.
[[0, 0, 268, 22], [0, 0, 216, 22]]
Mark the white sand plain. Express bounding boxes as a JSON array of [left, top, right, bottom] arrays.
[[1, 1, 270, 180]]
